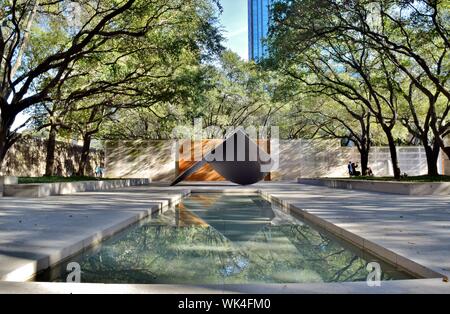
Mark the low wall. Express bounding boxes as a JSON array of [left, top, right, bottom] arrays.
[[272, 141, 434, 180], [104, 139, 438, 181], [298, 178, 450, 196], [272, 140, 345, 180], [3, 179, 150, 198], [1, 138, 103, 177], [105, 140, 176, 182], [442, 140, 450, 175], [0, 176, 18, 196]]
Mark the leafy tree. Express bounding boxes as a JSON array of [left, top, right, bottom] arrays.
[[18, 0, 223, 176], [0, 0, 224, 173], [105, 51, 282, 142], [269, 0, 449, 177], [1, 0, 157, 166], [196, 51, 282, 132]]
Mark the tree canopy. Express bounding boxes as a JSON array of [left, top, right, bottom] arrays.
[[2, 0, 449, 179]]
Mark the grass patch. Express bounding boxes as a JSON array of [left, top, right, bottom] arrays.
[[338, 175, 450, 183], [18, 176, 116, 184]]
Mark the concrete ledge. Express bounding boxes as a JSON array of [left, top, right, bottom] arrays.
[[0, 279, 449, 294], [297, 178, 450, 196], [3, 179, 151, 198], [0, 176, 18, 196], [0, 176, 18, 185], [259, 190, 446, 280]]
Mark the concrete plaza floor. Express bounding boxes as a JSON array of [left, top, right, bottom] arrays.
[[0, 186, 189, 281], [0, 182, 449, 293]]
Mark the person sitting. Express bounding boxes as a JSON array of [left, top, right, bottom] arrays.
[[351, 162, 361, 176], [367, 167, 374, 177]]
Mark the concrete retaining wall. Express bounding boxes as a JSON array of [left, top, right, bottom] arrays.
[[104, 139, 438, 181], [1, 138, 103, 177], [272, 141, 434, 180], [442, 140, 450, 175], [3, 179, 150, 198], [105, 140, 176, 182], [298, 178, 450, 196]]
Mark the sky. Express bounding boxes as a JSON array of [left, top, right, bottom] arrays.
[[11, 0, 249, 131], [219, 0, 248, 60]]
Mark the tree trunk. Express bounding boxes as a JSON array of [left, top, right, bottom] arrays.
[[77, 134, 92, 176], [424, 140, 440, 176], [44, 124, 57, 176], [384, 129, 401, 179], [0, 116, 15, 172], [0, 133, 9, 172], [360, 147, 369, 176]]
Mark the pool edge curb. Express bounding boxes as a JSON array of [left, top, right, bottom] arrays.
[[0, 279, 449, 294]]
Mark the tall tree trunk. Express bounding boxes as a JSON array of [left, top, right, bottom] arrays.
[[384, 129, 401, 179], [360, 146, 369, 176], [424, 140, 440, 176], [0, 130, 9, 171], [77, 134, 92, 176], [44, 124, 57, 176], [0, 115, 15, 172]]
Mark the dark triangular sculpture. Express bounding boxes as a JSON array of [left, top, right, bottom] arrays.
[[171, 129, 273, 186]]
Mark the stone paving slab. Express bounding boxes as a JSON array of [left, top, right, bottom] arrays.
[[0, 186, 189, 281], [0, 279, 448, 294]]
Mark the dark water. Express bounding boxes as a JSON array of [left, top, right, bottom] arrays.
[[36, 194, 413, 284]]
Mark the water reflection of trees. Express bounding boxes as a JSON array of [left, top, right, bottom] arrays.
[[70, 214, 408, 284], [77, 223, 232, 284]]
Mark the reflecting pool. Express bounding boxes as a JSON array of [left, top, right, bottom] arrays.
[[36, 194, 413, 284]]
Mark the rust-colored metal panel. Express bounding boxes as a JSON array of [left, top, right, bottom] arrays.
[[178, 140, 225, 181]]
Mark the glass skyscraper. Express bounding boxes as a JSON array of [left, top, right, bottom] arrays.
[[248, 0, 273, 61]]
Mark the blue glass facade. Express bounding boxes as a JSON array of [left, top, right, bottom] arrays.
[[248, 0, 273, 61]]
